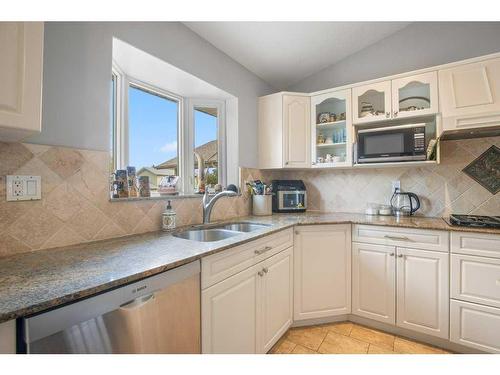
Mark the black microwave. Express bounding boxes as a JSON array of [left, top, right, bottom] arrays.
[[271, 180, 307, 213], [356, 123, 426, 163]]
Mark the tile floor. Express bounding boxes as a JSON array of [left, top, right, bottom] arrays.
[[269, 322, 452, 354]]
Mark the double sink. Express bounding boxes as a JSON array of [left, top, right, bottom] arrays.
[[173, 222, 271, 242]]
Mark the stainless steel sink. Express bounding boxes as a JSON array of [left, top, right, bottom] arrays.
[[172, 228, 241, 242], [220, 222, 271, 232]]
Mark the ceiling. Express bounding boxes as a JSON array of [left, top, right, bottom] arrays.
[[184, 22, 411, 90]]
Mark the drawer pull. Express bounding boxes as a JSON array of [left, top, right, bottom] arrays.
[[384, 235, 411, 241], [255, 246, 272, 255]]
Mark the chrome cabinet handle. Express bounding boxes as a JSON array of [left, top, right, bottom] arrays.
[[385, 112, 390, 118], [255, 246, 272, 255], [384, 235, 411, 241], [389, 253, 395, 257]]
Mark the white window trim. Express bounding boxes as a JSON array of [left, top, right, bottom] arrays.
[[185, 98, 226, 193], [111, 65, 227, 195]]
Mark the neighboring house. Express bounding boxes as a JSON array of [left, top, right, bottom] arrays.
[[137, 167, 174, 190], [155, 140, 218, 175]]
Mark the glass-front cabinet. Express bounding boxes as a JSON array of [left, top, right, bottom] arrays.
[[392, 71, 438, 119], [311, 89, 352, 168], [352, 81, 392, 124]]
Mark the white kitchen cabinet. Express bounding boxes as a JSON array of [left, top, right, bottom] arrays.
[[352, 80, 392, 124], [258, 93, 311, 168], [0, 320, 16, 354], [352, 242, 396, 324], [202, 247, 293, 354], [202, 261, 261, 354], [311, 89, 352, 168], [396, 247, 449, 339], [0, 22, 44, 141], [451, 300, 500, 353], [259, 247, 293, 353], [392, 71, 439, 119], [294, 225, 351, 321], [439, 57, 500, 133]]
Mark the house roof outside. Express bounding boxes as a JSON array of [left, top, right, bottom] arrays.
[[155, 139, 218, 169], [137, 166, 174, 176]]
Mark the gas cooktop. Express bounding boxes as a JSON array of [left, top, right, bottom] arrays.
[[449, 214, 500, 229]]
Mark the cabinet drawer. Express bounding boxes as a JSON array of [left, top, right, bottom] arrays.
[[201, 229, 293, 289], [352, 224, 449, 252], [450, 299, 500, 353], [451, 254, 500, 308], [451, 231, 500, 258]]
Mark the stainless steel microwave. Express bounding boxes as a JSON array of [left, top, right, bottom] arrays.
[[355, 123, 426, 163]]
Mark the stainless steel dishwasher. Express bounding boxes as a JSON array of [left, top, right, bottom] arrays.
[[22, 260, 200, 354]]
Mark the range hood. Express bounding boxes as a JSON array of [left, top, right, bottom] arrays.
[[440, 125, 500, 141]]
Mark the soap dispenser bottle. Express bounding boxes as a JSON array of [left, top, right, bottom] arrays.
[[162, 200, 176, 231]]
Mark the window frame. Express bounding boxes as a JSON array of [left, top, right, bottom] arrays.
[[111, 65, 226, 196]]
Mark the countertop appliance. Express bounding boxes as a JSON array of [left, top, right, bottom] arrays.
[[449, 214, 500, 229], [356, 123, 426, 163], [390, 188, 421, 216], [272, 180, 307, 213], [21, 261, 200, 354]]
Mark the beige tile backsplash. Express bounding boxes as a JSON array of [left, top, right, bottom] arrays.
[[0, 136, 498, 257]]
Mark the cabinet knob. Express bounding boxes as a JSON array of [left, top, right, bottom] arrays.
[[385, 112, 390, 118], [389, 253, 395, 257], [393, 111, 398, 117], [258, 271, 264, 277], [397, 254, 404, 258], [263, 267, 269, 274], [285, 161, 289, 165]]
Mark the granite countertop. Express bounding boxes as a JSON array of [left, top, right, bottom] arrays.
[[1, 212, 499, 324]]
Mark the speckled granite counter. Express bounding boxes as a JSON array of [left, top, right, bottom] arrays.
[[1, 212, 499, 323]]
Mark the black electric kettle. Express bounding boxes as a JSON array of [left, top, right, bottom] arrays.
[[390, 188, 421, 216]]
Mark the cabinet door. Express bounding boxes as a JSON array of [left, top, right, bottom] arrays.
[[0, 320, 16, 354], [201, 263, 261, 353], [396, 247, 449, 339], [311, 89, 353, 168], [294, 225, 351, 321], [352, 242, 395, 324], [0, 22, 44, 141], [439, 57, 500, 132], [352, 81, 392, 124], [392, 71, 438, 119], [283, 95, 311, 168], [259, 247, 293, 353]]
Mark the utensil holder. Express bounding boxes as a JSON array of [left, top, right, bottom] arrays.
[[252, 195, 272, 216]]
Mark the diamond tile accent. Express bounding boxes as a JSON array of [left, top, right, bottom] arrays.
[[462, 145, 500, 194]]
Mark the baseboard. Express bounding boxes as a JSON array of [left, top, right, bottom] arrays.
[[291, 315, 349, 328]]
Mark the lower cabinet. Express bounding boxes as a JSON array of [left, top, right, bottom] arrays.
[[0, 320, 16, 354], [396, 247, 449, 339], [293, 224, 351, 321], [352, 241, 449, 338], [201, 247, 292, 353]]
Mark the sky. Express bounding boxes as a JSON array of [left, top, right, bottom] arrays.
[[127, 86, 217, 169]]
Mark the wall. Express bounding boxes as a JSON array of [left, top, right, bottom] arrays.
[[0, 141, 272, 257], [288, 22, 500, 92], [274, 137, 500, 217], [28, 22, 274, 168]]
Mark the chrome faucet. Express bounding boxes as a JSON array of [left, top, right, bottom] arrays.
[[202, 189, 238, 224]]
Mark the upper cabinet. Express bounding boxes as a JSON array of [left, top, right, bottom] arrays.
[[352, 71, 439, 124], [311, 89, 352, 168], [439, 57, 500, 132], [352, 80, 392, 124], [258, 93, 310, 169], [392, 71, 438, 119], [0, 22, 44, 141]]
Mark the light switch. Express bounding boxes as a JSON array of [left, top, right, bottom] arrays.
[[6, 175, 41, 201]]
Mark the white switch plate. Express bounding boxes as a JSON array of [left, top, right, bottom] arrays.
[[6, 175, 41, 201], [392, 180, 401, 193]]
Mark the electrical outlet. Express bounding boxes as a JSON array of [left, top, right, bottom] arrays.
[[6, 175, 41, 201], [392, 180, 401, 193]]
